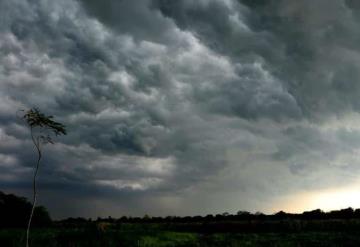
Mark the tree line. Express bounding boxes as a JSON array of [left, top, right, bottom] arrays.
[[3, 190, 360, 229]]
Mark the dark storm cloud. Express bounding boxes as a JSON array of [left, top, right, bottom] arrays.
[[79, 0, 177, 45], [156, 0, 360, 120], [2, 0, 360, 217], [0, 0, 233, 208]]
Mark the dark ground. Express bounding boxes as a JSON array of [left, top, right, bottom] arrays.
[[2, 191, 360, 246]]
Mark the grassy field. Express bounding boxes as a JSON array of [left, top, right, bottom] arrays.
[[2, 226, 360, 247]]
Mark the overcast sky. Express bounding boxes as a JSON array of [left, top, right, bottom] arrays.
[[2, 0, 360, 219]]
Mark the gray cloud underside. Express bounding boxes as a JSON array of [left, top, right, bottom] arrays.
[[1, 0, 360, 218]]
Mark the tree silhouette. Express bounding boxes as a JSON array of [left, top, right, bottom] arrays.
[[0, 191, 51, 228], [21, 108, 66, 247]]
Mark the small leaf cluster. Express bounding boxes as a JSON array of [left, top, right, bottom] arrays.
[[22, 108, 67, 144]]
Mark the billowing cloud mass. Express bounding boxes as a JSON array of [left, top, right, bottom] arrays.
[[2, 0, 360, 218]]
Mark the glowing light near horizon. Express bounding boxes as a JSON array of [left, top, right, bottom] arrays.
[[272, 183, 360, 213], [311, 187, 360, 211]]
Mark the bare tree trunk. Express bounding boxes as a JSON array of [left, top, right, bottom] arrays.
[[26, 129, 41, 247]]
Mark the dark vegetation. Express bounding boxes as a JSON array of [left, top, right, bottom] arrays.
[[0, 191, 51, 228], [2, 191, 360, 246]]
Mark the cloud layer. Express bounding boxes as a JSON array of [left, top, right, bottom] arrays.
[[1, 0, 360, 218]]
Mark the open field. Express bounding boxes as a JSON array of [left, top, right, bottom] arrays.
[[2, 223, 360, 247]]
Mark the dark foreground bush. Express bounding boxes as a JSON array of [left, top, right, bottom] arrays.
[[0, 191, 52, 228]]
